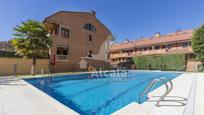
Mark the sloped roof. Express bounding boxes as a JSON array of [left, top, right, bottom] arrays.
[[43, 11, 112, 35], [111, 42, 135, 50], [111, 30, 193, 51]]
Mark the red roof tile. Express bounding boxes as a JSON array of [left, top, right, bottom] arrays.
[[111, 30, 193, 51]]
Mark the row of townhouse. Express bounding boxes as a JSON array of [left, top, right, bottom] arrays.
[[109, 30, 195, 65], [0, 41, 12, 51]]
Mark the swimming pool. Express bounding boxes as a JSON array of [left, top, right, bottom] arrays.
[[24, 71, 181, 115]]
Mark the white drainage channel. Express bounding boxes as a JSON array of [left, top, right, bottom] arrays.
[[183, 76, 197, 115]]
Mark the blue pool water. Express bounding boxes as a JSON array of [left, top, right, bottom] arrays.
[[24, 71, 181, 115]]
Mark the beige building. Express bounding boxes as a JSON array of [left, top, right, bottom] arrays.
[[110, 30, 195, 65], [43, 11, 113, 72], [0, 41, 12, 51]]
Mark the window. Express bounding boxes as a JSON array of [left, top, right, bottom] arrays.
[[161, 45, 166, 49], [51, 27, 59, 35], [55, 28, 59, 35], [167, 44, 171, 49], [88, 50, 93, 57], [57, 47, 69, 55], [144, 47, 148, 51], [182, 42, 188, 48], [149, 47, 152, 50], [89, 35, 92, 42], [84, 23, 96, 32], [154, 46, 160, 50], [61, 27, 69, 38]]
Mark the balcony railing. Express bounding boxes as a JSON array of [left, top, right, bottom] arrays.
[[110, 47, 193, 59], [56, 55, 68, 61]]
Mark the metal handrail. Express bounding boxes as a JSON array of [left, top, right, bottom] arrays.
[[159, 77, 173, 96], [156, 77, 173, 106], [139, 79, 158, 101], [138, 77, 173, 106], [46, 67, 53, 82], [176, 65, 186, 71], [138, 65, 184, 106]]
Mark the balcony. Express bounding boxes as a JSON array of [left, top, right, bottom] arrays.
[[56, 55, 68, 61], [166, 47, 193, 53], [110, 47, 194, 59], [140, 50, 167, 55], [56, 46, 69, 61], [109, 53, 131, 59]]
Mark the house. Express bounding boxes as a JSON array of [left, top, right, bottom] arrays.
[[0, 41, 12, 51], [109, 30, 195, 69], [43, 11, 113, 72]]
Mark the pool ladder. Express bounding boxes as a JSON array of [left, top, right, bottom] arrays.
[[138, 77, 173, 106]]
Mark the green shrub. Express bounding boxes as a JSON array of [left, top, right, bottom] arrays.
[[0, 51, 20, 57], [133, 54, 186, 71]]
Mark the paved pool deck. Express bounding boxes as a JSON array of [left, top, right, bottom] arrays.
[[0, 72, 204, 115], [113, 73, 204, 115], [0, 77, 78, 115]]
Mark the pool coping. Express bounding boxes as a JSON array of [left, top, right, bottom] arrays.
[[0, 77, 79, 115], [17, 69, 186, 79], [1, 72, 204, 115], [22, 70, 184, 114], [23, 79, 79, 114]]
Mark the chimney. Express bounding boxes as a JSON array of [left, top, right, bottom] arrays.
[[91, 11, 96, 17], [175, 28, 181, 35], [124, 39, 129, 43], [176, 28, 181, 32], [154, 32, 161, 37]]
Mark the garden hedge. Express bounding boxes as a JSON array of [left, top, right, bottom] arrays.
[[0, 51, 19, 57], [133, 54, 186, 71]]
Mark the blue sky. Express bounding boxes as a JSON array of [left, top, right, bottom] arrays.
[[0, 0, 204, 42]]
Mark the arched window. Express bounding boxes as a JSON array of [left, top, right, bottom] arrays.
[[84, 23, 96, 32]]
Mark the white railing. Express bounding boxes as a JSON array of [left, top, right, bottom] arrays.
[[110, 48, 193, 58], [56, 55, 68, 61]]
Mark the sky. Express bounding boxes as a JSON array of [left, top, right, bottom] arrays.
[[0, 0, 204, 42]]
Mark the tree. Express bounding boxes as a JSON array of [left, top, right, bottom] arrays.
[[192, 24, 204, 62], [11, 20, 51, 76]]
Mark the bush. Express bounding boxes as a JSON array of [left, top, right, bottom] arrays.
[[133, 54, 186, 71], [0, 51, 20, 57]]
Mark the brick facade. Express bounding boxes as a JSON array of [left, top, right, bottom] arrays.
[[43, 11, 113, 72]]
